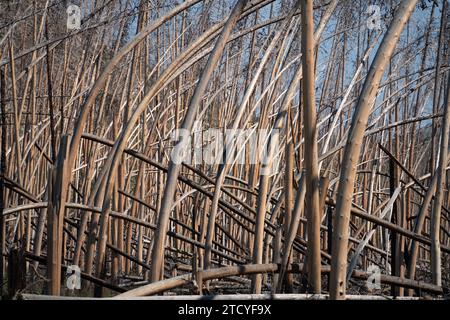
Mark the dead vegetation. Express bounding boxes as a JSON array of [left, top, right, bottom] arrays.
[[0, 0, 449, 300]]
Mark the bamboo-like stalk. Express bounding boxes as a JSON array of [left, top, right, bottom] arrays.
[[283, 141, 294, 292], [46, 135, 70, 295], [300, 0, 321, 294], [429, 0, 449, 287], [1, 0, 448, 300], [150, 0, 248, 282], [329, 0, 419, 300], [203, 0, 299, 274], [430, 71, 450, 287], [0, 66, 6, 294]]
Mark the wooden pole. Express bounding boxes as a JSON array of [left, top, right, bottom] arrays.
[[46, 135, 70, 295]]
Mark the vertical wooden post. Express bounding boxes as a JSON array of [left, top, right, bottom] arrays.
[[46, 135, 70, 296], [284, 142, 294, 292], [300, 0, 322, 294], [0, 67, 6, 298], [389, 157, 399, 296], [271, 222, 283, 293], [430, 0, 449, 287]]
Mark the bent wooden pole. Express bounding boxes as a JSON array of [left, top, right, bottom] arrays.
[[407, 172, 438, 288], [150, 0, 248, 282], [59, 0, 204, 270], [203, 4, 298, 273], [430, 70, 450, 287], [66, 0, 203, 172], [330, 0, 419, 299]]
